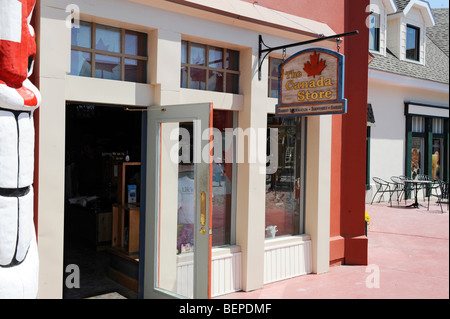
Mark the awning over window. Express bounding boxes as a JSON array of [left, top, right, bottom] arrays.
[[367, 103, 376, 126]]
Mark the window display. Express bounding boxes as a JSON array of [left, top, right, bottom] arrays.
[[265, 116, 305, 238], [432, 139, 442, 180], [411, 137, 423, 180]]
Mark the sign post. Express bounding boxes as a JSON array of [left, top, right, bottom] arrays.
[[276, 48, 346, 117]]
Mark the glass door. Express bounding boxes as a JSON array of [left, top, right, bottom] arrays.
[[411, 137, 424, 179], [144, 103, 212, 299], [432, 138, 443, 180]]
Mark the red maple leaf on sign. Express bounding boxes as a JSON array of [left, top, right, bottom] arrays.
[[303, 51, 327, 78]]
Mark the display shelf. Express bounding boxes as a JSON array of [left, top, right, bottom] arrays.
[[112, 162, 140, 254]]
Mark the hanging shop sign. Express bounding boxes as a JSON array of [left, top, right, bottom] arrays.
[[276, 48, 346, 117]]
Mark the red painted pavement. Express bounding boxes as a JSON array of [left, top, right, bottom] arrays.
[[215, 200, 449, 299]]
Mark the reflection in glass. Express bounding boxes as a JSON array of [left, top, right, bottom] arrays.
[[96, 24, 121, 53], [265, 116, 303, 238], [157, 122, 195, 298], [125, 58, 146, 83], [270, 58, 281, 78], [189, 68, 206, 90], [190, 43, 206, 66], [406, 25, 419, 61], [181, 66, 188, 88], [431, 139, 442, 180], [95, 54, 121, 80], [71, 21, 91, 48], [208, 71, 223, 92], [270, 79, 279, 98], [269, 58, 282, 98], [368, 13, 380, 51], [226, 49, 239, 71], [209, 47, 223, 69], [212, 111, 234, 246], [225, 73, 239, 94], [411, 137, 424, 179], [181, 41, 188, 64], [70, 50, 91, 77], [125, 31, 147, 56]]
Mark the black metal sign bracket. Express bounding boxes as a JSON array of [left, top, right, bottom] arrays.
[[258, 30, 359, 80]]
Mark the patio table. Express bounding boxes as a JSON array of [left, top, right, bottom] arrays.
[[404, 179, 433, 208]]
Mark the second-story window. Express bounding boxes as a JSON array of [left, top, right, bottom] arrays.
[[70, 21, 148, 83], [406, 24, 420, 61], [268, 57, 282, 98], [181, 41, 240, 94], [368, 12, 380, 52]]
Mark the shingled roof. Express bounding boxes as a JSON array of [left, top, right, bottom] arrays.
[[369, 2, 449, 85], [394, 0, 409, 11], [427, 8, 449, 57]]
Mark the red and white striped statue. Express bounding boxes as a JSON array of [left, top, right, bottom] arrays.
[[0, 0, 40, 298]]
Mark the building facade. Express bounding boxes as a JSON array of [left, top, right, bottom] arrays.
[[29, 0, 370, 298], [367, 0, 449, 202]]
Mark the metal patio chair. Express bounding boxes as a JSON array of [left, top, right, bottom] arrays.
[[429, 179, 449, 213], [418, 174, 432, 200], [371, 177, 395, 206], [398, 175, 413, 201], [390, 176, 407, 204]]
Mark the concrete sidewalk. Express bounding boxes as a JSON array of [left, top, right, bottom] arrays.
[[216, 200, 449, 299]]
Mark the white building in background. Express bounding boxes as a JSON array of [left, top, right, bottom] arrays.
[[367, 0, 449, 202]]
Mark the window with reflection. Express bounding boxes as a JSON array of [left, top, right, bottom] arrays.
[[211, 110, 236, 247], [406, 25, 420, 61], [181, 41, 240, 93], [368, 13, 380, 52], [70, 21, 147, 83], [268, 57, 282, 98], [265, 115, 306, 238]]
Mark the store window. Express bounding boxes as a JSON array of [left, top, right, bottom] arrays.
[[408, 115, 448, 181], [181, 41, 240, 93], [411, 137, 424, 179], [432, 118, 445, 180], [406, 25, 420, 61], [268, 57, 282, 98], [432, 138, 443, 180], [368, 12, 380, 52], [70, 21, 148, 83], [410, 116, 425, 179], [211, 110, 236, 247], [265, 115, 306, 238]]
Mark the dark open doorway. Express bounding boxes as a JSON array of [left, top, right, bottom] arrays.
[[63, 102, 142, 299]]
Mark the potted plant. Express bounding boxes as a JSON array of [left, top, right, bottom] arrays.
[[365, 211, 371, 236]]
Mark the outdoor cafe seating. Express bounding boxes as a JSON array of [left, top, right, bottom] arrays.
[[371, 175, 449, 213]]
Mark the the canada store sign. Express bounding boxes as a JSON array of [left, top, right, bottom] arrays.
[[276, 48, 347, 117]]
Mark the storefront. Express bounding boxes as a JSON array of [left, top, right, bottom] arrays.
[[405, 102, 448, 181], [28, 0, 370, 298]]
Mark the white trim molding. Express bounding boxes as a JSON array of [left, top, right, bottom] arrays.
[[368, 69, 450, 93]]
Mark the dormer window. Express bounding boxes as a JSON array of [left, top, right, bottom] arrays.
[[369, 12, 381, 52], [385, 0, 435, 64], [367, 0, 397, 56], [406, 24, 420, 61]]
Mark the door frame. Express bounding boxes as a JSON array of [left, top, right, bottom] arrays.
[[142, 103, 213, 299]]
